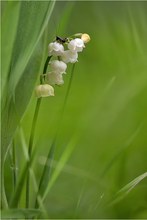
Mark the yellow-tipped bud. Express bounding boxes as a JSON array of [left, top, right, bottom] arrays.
[[35, 84, 54, 98], [81, 33, 91, 43]]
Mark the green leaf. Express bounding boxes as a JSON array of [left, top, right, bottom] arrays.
[[7, 1, 56, 93], [109, 172, 147, 206], [1, 1, 21, 94], [1, 1, 56, 160], [1, 208, 41, 219]]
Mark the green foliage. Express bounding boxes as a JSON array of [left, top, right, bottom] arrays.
[[1, 1, 147, 219], [1, 1, 55, 160], [1, 1, 21, 93]]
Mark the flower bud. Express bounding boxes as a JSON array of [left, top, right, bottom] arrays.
[[68, 38, 85, 52], [35, 84, 54, 98], [45, 72, 64, 86], [81, 33, 91, 43], [50, 60, 67, 74], [48, 42, 64, 56]]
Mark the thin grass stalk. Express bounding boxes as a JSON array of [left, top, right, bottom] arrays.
[[12, 139, 17, 191], [1, 142, 11, 208], [26, 56, 51, 208], [4, 140, 17, 207], [35, 63, 75, 208], [2, 113, 14, 209], [9, 139, 17, 195], [1, 171, 9, 209], [26, 98, 42, 208]]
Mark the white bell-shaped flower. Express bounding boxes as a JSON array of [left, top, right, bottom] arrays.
[[48, 42, 64, 56], [68, 38, 85, 52], [50, 60, 67, 74], [46, 72, 64, 86], [35, 84, 54, 98], [61, 50, 78, 63]]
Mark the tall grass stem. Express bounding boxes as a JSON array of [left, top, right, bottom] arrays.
[[10, 139, 17, 191]]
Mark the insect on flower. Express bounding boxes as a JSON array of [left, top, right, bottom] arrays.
[[56, 36, 69, 44]]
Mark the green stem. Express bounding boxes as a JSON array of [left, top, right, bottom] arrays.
[[26, 98, 42, 208], [35, 64, 76, 208], [11, 139, 17, 191], [26, 56, 51, 208]]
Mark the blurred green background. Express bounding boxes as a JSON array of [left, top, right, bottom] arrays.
[[2, 1, 147, 219]]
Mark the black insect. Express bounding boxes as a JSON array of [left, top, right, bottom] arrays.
[[56, 36, 68, 44]]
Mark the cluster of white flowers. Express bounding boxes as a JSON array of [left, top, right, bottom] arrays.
[[35, 33, 90, 98]]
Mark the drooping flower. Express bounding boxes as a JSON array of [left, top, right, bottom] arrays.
[[61, 50, 78, 63], [48, 42, 64, 56], [81, 33, 91, 43], [68, 38, 85, 52], [50, 60, 67, 74], [45, 72, 64, 86], [35, 84, 54, 98]]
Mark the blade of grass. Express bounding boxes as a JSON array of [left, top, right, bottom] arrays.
[[1, 1, 21, 95], [39, 137, 77, 205], [9, 139, 17, 192], [35, 138, 56, 209], [30, 169, 48, 218], [108, 172, 147, 207]]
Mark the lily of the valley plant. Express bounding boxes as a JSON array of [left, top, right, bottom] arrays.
[[35, 33, 90, 97], [25, 33, 90, 210]]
